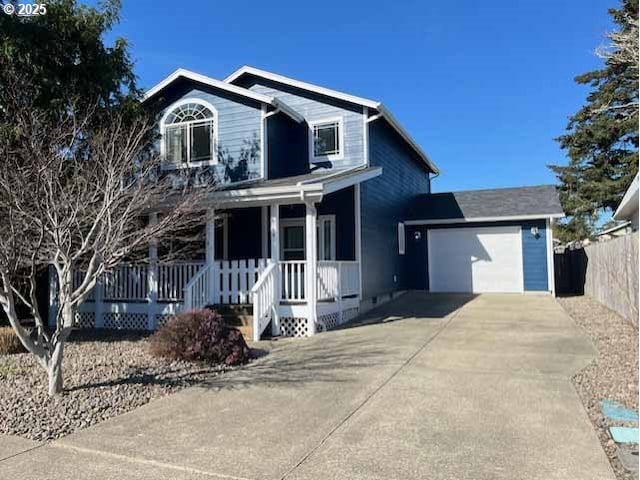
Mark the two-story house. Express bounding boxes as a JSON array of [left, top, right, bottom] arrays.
[[59, 66, 564, 340]]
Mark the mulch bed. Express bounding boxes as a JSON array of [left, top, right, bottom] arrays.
[[0, 330, 231, 442], [558, 295, 639, 480]]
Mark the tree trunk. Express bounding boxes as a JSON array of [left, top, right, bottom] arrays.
[[47, 340, 65, 396]]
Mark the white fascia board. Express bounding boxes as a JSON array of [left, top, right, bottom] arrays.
[[613, 174, 639, 221], [143, 68, 303, 123], [405, 213, 565, 226], [376, 105, 440, 175], [224, 66, 381, 109], [321, 167, 383, 195], [225, 66, 439, 173]]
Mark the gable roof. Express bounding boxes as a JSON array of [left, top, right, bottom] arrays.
[[142, 68, 304, 123], [224, 65, 440, 174], [613, 174, 639, 221], [406, 185, 564, 224]]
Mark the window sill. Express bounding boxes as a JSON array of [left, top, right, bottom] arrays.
[[162, 160, 220, 171]]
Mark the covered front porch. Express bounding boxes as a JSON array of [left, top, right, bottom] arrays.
[[64, 168, 380, 340]]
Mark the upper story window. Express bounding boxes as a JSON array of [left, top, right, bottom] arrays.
[[161, 99, 218, 167], [309, 117, 343, 162]]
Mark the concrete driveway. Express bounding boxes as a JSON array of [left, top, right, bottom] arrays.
[[0, 293, 614, 479]]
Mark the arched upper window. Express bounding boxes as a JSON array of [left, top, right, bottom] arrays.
[[162, 99, 217, 166]]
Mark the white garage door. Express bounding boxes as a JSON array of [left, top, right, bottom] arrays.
[[427, 226, 524, 293]]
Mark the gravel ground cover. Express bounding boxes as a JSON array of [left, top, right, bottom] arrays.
[[558, 295, 639, 480], [0, 330, 232, 442]]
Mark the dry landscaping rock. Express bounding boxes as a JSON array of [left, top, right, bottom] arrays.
[[559, 295, 639, 480], [0, 330, 230, 441]]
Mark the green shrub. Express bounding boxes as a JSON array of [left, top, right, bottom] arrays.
[[0, 327, 26, 355], [149, 309, 250, 366]]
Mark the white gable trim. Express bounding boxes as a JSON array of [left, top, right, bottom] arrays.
[[224, 66, 440, 174], [143, 68, 304, 123]]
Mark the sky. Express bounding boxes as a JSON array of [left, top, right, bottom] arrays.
[[101, 0, 614, 193]]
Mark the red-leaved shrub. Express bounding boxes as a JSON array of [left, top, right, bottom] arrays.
[[149, 309, 250, 366]]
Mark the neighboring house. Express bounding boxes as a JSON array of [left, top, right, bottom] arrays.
[[612, 174, 639, 231], [594, 221, 633, 241], [54, 66, 563, 340]]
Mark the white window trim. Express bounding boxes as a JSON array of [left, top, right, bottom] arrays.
[[280, 218, 306, 260], [308, 116, 344, 163], [398, 222, 406, 255], [280, 215, 336, 260], [318, 215, 336, 261], [160, 98, 219, 169]]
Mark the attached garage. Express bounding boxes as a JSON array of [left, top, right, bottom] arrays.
[[404, 185, 565, 294]]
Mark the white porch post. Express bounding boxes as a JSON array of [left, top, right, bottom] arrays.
[[147, 212, 158, 329], [206, 208, 216, 306], [305, 201, 318, 336], [354, 184, 363, 299], [270, 204, 281, 335]]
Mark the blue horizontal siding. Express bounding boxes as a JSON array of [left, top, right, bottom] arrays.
[[155, 83, 263, 184], [361, 121, 430, 298], [521, 220, 548, 291]]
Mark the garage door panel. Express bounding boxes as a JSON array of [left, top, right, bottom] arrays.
[[428, 226, 523, 293]]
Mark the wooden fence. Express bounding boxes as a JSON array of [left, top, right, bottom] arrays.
[[555, 232, 638, 327]]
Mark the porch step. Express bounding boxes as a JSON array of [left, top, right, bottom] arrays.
[[205, 304, 255, 340], [207, 304, 253, 316]]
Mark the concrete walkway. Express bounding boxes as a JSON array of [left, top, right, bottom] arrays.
[[0, 293, 614, 479]]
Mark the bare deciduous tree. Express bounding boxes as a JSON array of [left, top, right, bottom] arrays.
[[0, 72, 212, 396]]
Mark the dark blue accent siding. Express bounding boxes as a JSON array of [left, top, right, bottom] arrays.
[[319, 187, 356, 261], [405, 225, 428, 290], [521, 220, 548, 291], [267, 112, 309, 179], [226, 207, 263, 260], [361, 121, 430, 298]]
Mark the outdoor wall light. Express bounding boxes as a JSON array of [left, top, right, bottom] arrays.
[[414, 231, 421, 240], [531, 226, 540, 237]]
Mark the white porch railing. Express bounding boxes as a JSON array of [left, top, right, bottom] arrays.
[[213, 259, 270, 305], [337, 262, 360, 297], [159, 262, 205, 302], [183, 265, 210, 311], [103, 265, 148, 301], [251, 261, 278, 341], [279, 261, 306, 301], [279, 261, 361, 302]]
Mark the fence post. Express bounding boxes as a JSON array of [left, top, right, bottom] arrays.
[[94, 275, 105, 328]]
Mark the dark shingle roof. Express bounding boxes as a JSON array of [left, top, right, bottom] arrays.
[[407, 185, 564, 221]]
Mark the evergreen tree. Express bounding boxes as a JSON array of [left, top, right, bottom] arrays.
[[550, 0, 639, 243], [0, 0, 141, 122]]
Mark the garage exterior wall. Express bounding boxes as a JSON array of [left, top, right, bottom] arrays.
[[405, 220, 549, 292]]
